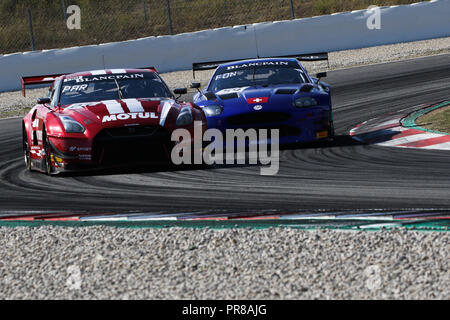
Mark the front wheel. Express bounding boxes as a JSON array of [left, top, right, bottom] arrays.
[[42, 129, 53, 175]]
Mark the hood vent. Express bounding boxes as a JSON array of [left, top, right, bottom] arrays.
[[218, 93, 239, 100], [275, 89, 297, 95], [203, 92, 217, 100], [299, 84, 314, 92]]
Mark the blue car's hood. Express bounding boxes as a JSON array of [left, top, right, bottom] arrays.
[[214, 83, 330, 112], [215, 84, 299, 111]]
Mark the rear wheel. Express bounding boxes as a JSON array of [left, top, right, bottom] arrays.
[[23, 129, 31, 171]]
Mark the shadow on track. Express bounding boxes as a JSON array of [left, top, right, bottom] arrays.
[[56, 134, 362, 178]]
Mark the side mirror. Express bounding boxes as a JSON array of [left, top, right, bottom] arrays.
[[316, 72, 327, 79], [37, 97, 51, 104], [173, 88, 188, 95], [190, 82, 201, 89]]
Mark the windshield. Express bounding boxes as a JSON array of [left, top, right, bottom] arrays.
[[59, 72, 172, 105], [208, 65, 307, 92]]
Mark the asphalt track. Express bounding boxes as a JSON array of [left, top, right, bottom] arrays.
[[0, 54, 449, 217]]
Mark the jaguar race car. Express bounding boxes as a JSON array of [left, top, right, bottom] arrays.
[[21, 68, 206, 174], [191, 53, 334, 145]]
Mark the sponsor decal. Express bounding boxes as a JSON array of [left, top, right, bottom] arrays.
[[62, 84, 88, 93], [253, 105, 263, 111], [102, 112, 158, 123], [215, 72, 238, 81], [36, 130, 43, 141], [215, 87, 249, 96], [65, 74, 145, 83], [247, 97, 269, 104], [30, 149, 44, 157], [227, 61, 290, 70], [32, 119, 39, 128], [69, 146, 92, 152], [78, 155, 92, 161]]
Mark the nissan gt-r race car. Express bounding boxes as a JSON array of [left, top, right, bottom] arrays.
[[191, 53, 334, 145], [21, 68, 206, 174]]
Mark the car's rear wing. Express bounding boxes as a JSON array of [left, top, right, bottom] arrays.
[[20, 74, 64, 97], [192, 52, 329, 78], [140, 66, 158, 72]]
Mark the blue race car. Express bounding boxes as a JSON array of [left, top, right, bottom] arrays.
[[191, 53, 334, 145]]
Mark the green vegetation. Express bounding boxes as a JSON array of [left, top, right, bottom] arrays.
[[0, 0, 426, 54], [417, 106, 450, 134]]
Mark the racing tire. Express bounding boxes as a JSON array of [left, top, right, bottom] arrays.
[[23, 128, 31, 172], [328, 120, 336, 142], [42, 129, 53, 175]]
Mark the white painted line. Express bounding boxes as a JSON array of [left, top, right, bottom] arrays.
[[128, 217, 178, 221], [373, 118, 402, 128], [81, 217, 128, 221], [280, 215, 336, 220], [358, 223, 402, 229]]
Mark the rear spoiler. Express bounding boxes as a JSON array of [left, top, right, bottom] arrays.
[[192, 52, 329, 78], [192, 60, 241, 78], [140, 66, 158, 72], [20, 74, 64, 97], [20, 66, 158, 97]]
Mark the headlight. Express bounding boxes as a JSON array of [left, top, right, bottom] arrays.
[[176, 107, 193, 126], [202, 105, 223, 116], [59, 115, 85, 133], [294, 97, 318, 108]]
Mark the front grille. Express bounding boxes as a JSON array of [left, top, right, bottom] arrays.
[[92, 125, 172, 164], [95, 126, 166, 140], [227, 112, 291, 125]]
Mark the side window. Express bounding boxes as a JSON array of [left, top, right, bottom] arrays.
[[46, 87, 53, 98], [50, 80, 61, 106], [154, 73, 174, 98]]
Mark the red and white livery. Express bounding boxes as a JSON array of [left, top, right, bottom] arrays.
[[22, 68, 206, 174]]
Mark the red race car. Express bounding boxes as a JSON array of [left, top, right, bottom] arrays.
[[21, 68, 206, 174]]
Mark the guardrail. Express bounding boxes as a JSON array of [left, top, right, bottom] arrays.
[[0, 0, 449, 92]]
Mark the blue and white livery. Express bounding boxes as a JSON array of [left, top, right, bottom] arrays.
[[192, 55, 334, 145]]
